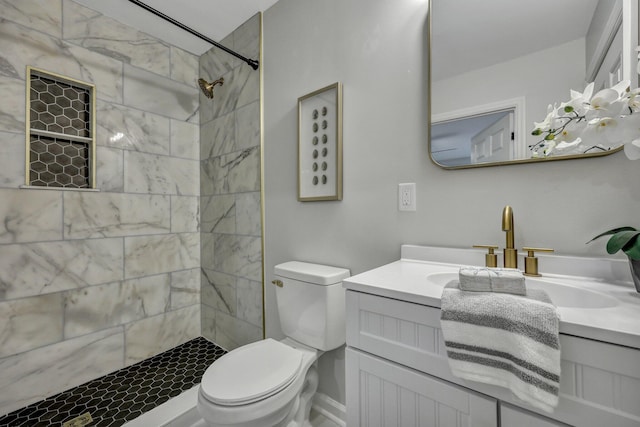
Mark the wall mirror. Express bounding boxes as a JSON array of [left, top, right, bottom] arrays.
[[429, 0, 639, 168]]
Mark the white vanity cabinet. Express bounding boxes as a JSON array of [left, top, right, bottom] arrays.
[[346, 348, 497, 426], [345, 290, 497, 426], [345, 289, 640, 427]]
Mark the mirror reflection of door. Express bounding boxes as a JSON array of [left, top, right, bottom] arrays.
[[471, 111, 514, 163], [431, 108, 517, 167]]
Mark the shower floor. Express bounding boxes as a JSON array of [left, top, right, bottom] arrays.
[[0, 337, 226, 427]]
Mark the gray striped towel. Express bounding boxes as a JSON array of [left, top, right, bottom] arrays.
[[440, 281, 561, 413]]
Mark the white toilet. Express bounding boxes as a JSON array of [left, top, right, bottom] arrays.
[[197, 261, 350, 427]]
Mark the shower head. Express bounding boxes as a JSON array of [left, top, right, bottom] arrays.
[[198, 77, 224, 99]]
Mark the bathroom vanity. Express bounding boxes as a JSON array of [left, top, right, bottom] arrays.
[[343, 245, 640, 427]]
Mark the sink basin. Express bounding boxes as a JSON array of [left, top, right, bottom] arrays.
[[426, 272, 619, 309]]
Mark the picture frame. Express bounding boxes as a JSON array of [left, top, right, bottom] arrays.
[[297, 82, 343, 201]]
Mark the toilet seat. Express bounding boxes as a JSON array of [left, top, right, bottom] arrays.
[[200, 339, 303, 406]]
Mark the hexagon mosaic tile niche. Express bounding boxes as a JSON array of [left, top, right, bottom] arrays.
[[30, 75, 91, 137], [28, 70, 94, 188], [30, 135, 90, 187], [0, 337, 226, 427]]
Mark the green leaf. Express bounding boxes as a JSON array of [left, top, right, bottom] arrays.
[[606, 230, 640, 255], [623, 244, 640, 260], [545, 133, 555, 140], [532, 129, 542, 136], [564, 106, 574, 113], [587, 226, 637, 243]]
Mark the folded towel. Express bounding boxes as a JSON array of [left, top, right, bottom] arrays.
[[459, 266, 526, 295], [440, 281, 561, 413]]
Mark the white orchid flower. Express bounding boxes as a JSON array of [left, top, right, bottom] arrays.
[[554, 121, 585, 144], [625, 87, 640, 112], [542, 140, 557, 156], [587, 88, 625, 119], [532, 104, 559, 132], [531, 79, 640, 159], [553, 138, 584, 155], [617, 109, 640, 140], [562, 82, 594, 115], [624, 138, 640, 160], [588, 117, 625, 148], [611, 79, 631, 96]]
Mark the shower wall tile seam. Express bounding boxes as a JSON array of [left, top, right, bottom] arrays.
[[1, 19, 63, 51], [201, 149, 262, 161], [0, 230, 201, 245], [103, 96, 200, 123], [117, 150, 202, 162], [209, 230, 262, 238], [95, 100, 199, 144], [168, 193, 173, 235], [0, 269, 192, 304], [0, 323, 127, 359], [0, 300, 202, 360]]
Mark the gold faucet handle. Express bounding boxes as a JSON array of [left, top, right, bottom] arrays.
[[522, 247, 554, 277], [473, 245, 499, 268]]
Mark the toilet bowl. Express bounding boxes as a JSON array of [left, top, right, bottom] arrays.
[[197, 261, 350, 427], [198, 338, 319, 427]]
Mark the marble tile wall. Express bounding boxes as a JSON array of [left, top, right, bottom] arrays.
[[0, 0, 201, 416], [200, 13, 264, 351]]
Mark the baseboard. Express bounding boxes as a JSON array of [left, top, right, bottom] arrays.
[[312, 392, 346, 427]]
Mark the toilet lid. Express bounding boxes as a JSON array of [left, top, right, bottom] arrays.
[[200, 339, 303, 406]]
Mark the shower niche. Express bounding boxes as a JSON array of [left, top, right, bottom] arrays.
[[26, 67, 96, 189]]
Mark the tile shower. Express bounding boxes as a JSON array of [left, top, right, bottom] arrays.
[[199, 14, 263, 351], [0, 0, 263, 420]]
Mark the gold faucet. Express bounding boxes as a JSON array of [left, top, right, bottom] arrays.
[[502, 205, 518, 269]]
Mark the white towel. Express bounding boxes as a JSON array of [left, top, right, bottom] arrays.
[[440, 282, 561, 413], [459, 266, 526, 295]]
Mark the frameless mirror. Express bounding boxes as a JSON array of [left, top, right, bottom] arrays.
[[429, 0, 639, 168]]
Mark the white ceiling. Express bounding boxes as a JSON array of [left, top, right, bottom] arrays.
[[73, 0, 280, 55]]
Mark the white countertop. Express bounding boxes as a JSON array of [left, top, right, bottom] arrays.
[[344, 246, 640, 350]]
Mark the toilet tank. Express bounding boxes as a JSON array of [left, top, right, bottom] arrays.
[[274, 261, 350, 352]]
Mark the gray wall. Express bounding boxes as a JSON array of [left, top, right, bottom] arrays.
[[263, 0, 640, 404], [0, 0, 200, 416], [199, 14, 264, 351]]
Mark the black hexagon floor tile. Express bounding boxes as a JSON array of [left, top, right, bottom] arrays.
[[0, 337, 226, 427]]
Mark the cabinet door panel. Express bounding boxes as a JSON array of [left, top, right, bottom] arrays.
[[346, 347, 497, 427], [501, 404, 569, 427]]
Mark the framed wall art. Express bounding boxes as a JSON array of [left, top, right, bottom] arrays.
[[297, 82, 343, 201]]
